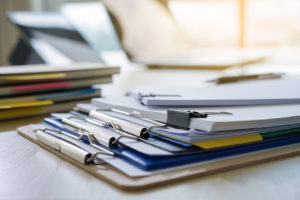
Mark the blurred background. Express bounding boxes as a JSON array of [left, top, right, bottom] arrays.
[[1, 0, 300, 65]]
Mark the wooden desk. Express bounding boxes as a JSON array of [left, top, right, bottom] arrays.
[[1, 48, 300, 199]]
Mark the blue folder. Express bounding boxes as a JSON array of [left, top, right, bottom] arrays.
[[43, 117, 300, 171]]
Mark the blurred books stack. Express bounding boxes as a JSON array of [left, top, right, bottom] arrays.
[[0, 62, 120, 120]]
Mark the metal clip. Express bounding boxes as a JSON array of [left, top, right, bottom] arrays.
[[62, 116, 116, 148], [38, 128, 114, 165], [167, 110, 232, 129], [66, 116, 139, 148], [138, 92, 181, 104]]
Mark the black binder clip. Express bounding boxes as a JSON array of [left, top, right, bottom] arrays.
[[166, 110, 232, 129]]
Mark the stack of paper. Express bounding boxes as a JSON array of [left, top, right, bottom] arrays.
[[16, 75, 300, 188], [0, 62, 119, 120]]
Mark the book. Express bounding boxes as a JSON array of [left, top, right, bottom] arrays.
[[0, 88, 100, 109], [0, 62, 120, 85], [0, 77, 111, 97], [0, 99, 90, 120]]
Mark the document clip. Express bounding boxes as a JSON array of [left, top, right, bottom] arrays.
[[90, 109, 154, 138], [138, 93, 181, 103], [166, 109, 232, 129], [36, 128, 113, 165], [62, 116, 138, 148]]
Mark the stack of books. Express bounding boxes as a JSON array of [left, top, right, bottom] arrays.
[[17, 75, 300, 190], [0, 62, 119, 120]]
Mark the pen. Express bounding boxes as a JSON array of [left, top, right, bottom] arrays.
[[207, 73, 285, 84]]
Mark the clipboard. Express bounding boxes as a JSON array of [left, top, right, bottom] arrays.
[[17, 124, 300, 191]]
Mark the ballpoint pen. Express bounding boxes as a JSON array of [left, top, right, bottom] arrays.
[[207, 73, 285, 84]]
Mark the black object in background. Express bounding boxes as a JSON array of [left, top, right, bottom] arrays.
[[7, 12, 103, 65]]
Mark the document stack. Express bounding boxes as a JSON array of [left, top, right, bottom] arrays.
[[0, 62, 119, 120], [17, 75, 300, 190]]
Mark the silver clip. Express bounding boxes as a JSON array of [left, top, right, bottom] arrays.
[[65, 116, 138, 148], [138, 93, 181, 103], [90, 110, 149, 138], [38, 128, 114, 164], [62, 117, 116, 148], [78, 129, 114, 156]]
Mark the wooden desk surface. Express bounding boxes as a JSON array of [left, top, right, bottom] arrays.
[[1, 47, 300, 199], [1, 130, 300, 200]]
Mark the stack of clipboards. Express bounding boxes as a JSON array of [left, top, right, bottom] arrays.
[[0, 62, 119, 120], [17, 76, 300, 190]]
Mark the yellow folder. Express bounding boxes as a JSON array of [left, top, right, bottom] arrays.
[[0, 107, 46, 119], [1, 73, 66, 81], [0, 100, 53, 109], [193, 134, 263, 149]]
